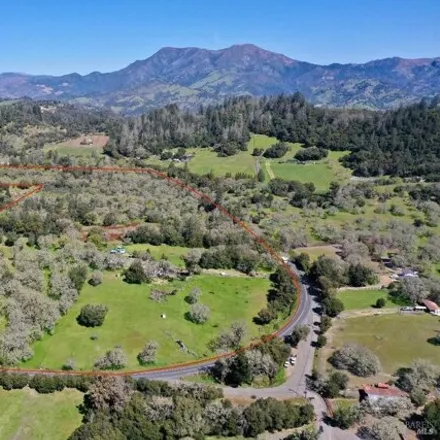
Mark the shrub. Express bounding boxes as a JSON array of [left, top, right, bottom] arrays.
[[77, 304, 108, 327], [331, 405, 360, 429], [287, 325, 310, 347], [68, 265, 88, 291], [88, 271, 103, 286], [137, 341, 159, 365], [293, 253, 311, 273], [187, 303, 210, 324], [347, 263, 378, 287], [263, 142, 289, 158], [320, 315, 332, 333], [375, 298, 386, 308], [322, 297, 344, 317], [94, 347, 127, 370], [410, 388, 427, 407], [124, 260, 150, 284], [29, 375, 65, 393], [294, 146, 328, 162], [321, 372, 349, 398], [330, 344, 381, 377], [255, 307, 276, 325], [63, 358, 76, 371], [186, 287, 201, 304], [0, 373, 28, 390], [316, 335, 327, 348]]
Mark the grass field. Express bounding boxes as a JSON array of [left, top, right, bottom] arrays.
[[268, 150, 351, 192], [142, 134, 352, 189], [44, 134, 108, 157], [0, 388, 82, 440], [329, 314, 440, 374], [337, 288, 402, 310], [122, 243, 191, 267], [44, 145, 103, 157], [185, 148, 258, 176], [25, 273, 269, 370], [294, 246, 339, 262]]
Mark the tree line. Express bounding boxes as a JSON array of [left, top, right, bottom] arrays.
[[106, 93, 440, 178]]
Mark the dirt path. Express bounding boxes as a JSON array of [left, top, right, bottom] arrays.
[[339, 308, 398, 319], [265, 161, 275, 179]]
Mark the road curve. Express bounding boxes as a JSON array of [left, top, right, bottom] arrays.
[[134, 264, 311, 380], [0, 164, 311, 379]]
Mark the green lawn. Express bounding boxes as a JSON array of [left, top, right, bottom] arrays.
[[25, 273, 269, 371], [44, 145, 103, 157], [331, 314, 440, 373], [185, 148, 257, 177], [294, 246, 338, 262], [269, 151, 351, 192], [0, 388, 82, 440], [337, 288, 401, 310], [142, 134, 352, 188], [123, 244, 191, 267]]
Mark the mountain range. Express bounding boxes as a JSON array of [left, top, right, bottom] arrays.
[[1, 44, 439, 114]]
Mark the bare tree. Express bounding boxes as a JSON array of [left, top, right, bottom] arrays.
[[86, 376, 133, 415], [330, 344, 381, 377], [186, 287, 202, 304], [358, 416, 407, 440], [137, 340, 159, 365], [397, 278, 428, 305], [188, 303, 210, 324], [397, 358, 439, 393], [94, 347, 128, 370]]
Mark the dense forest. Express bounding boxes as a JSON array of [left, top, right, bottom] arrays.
[[107, 93, 440, 178], [2, 94, 440, 178]]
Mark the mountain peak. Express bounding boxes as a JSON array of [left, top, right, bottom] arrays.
[[1, 44, 440, 114]]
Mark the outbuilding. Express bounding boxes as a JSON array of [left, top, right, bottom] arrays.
[[360, 384, 407, 402], [422, 299, 440, 316]]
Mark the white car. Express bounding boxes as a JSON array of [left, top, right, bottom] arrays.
[[284, 361, 289, 368]]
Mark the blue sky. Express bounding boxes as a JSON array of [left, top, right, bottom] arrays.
[[2, 0, 439, 75]]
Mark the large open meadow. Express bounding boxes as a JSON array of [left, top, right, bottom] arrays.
[[327, 314, 440, 374], [337, 288, 404, 310], [140, 134, 352, 190], [25, 272, 270, 371]]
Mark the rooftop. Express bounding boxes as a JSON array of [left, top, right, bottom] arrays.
[[362, 385, 407, 398], [422, 299, 440, 311]]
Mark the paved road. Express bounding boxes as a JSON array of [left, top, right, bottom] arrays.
[[133, 263, 312, 380]]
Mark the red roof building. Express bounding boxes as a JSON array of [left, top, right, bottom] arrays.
[[360, 385, 407, 401], [422, 299, 440, 316]]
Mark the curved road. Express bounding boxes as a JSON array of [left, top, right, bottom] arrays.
[[147, 268, 358, 439], [133, 263, 312, 380]]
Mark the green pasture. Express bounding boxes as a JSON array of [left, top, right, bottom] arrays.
[[25, 273, 269, 371]]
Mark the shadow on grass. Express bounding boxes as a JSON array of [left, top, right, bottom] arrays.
[[427, 336, 440, 346]]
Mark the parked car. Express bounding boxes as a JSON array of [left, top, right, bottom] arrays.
[[284, 361, 289, 368]]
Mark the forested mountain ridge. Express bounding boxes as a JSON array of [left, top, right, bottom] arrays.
[[2, 94, 440, 179], [1, 44, 440, 114]]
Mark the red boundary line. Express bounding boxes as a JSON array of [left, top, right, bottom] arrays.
[[0, 184, 44, 215], [0, 164, 301, 377]]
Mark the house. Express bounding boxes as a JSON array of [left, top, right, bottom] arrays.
[[81, 137, 93, 145], [360, 384, 407, 402], [422, 299, 440, 316], [399, 268, 419, 278]]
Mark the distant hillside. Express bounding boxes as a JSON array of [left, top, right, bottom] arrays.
[[1, 44, 439, 114], [0, 99, 120, 151], [108, 93, 440, 179]]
